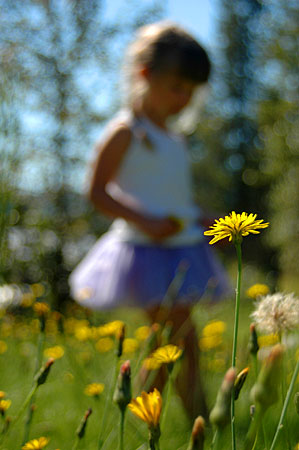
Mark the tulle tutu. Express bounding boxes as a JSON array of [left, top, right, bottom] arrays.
[[69, 234, 230, 310]]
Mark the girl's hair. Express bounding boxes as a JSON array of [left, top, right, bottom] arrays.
[[121, 21, 211, 107]]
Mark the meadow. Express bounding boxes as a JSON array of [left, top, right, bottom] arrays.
[[0, 278, 298, 450]]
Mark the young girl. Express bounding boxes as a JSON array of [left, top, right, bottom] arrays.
[[69, 21, 230, 421]]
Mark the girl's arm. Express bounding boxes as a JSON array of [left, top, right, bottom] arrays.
[[88, 124, 179, 241]]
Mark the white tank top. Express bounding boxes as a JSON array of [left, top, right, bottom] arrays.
[[104, 110, 204, 246]]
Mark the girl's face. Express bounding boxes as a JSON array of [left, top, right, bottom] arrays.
[[143, 70, 198, 119]]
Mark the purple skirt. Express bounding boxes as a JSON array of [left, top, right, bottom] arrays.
[[69, 234, 230, 310]]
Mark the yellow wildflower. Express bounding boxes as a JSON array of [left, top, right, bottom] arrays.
[[31, 283, 45, 298], [21, 292, 35, 308], [199, 335, 223, 351], [151, 344, 182, 365], [95, 337, 114, 353], [202, 320, 227, 336], [258, 334, 279, 348], [84, 382, 104, 397], [246, 284, 270, 299], [44, 345, 64, 360], [0, 399, 11, 414], [143, 357, 162, 371], [135, 325, 151, 341], [22, 437, 50, 450], [0, 391, 5, 399], [123, 338, 139, 354], [97, 320, 124, 337], [74, 325, 91, 341], [33, 302, 50, 316], [0, 340, 7, 354], [204, 211, 269, 245], [128, 388, 162, 427]]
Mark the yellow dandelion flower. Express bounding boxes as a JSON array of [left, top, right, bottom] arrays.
[[0, 340, 8, 354], [95, 337, 114, 353], [97, 320, 124, 337], [151, 344, 183, 366], [199, 334, 223, 351], [135, 325, 151, 341], [44, 345, 64, 360], [84, 382, 104, 397], [123, 338, 139, 354], [21, 292, 35, 308], [0, 399, 11, 414], [74, 325, 91, 341], [246, 284, 270, 299], [143, 357, 162, 371], [202, 320, 227, 337], [258, 334, 279, 348], [204, 211, 269, 245], [0, 391, 5, 399], [128, 388, 162, 427], [31, 283, 45, 298], [33, 302, 50, 316], [22, 437, 50, 450]]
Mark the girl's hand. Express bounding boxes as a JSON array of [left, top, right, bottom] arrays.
[[138, 216, 181, 241]]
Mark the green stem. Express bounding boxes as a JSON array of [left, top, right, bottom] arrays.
[[22, 328, 45, 444], [231, 241, 242, 450], [119, 410, 125, 450], [97, 355, 120, 449], [160, 368, 173, 431], [13, 384, 38, 426], [269, 359, 299, 450], [71, 437, 80, 450], [211, 428, 225, 450]]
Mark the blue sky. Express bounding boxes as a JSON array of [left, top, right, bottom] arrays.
[[166, 0, 217, 48], [104, 0, 218, 50]]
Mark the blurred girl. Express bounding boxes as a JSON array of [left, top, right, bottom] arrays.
[[69, 21, 230, 421]]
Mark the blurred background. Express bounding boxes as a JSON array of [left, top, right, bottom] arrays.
[[1, 0, 298, 310]]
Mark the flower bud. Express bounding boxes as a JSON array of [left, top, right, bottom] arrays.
[[250, 344, 283, 410], [35, 358, 55, 386], [76, 408, 92, 439], [187, 416, 205, 450], [234, 367, 249, 400], [113, 360, 132, 412], [248, 323, 259, 355], [116, 324, 126, 358], [210, 367, 236, 428]]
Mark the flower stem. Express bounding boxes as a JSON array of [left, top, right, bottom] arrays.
[[211, 428, 225, 450], [71, 437, 80, 450], [119, 410, 125, 450], [231, 241, 242, 450], [160, 369, 173, 431], [269, 359, 299, 450], [98, 355, 120, 449], [22, 329, 45, 444]]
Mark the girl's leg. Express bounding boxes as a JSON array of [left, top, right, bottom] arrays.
[[145, 304, 209, 422]]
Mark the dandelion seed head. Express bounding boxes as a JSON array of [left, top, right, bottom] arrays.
[[251, 292, 299, 335]]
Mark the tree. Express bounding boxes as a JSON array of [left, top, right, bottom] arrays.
[[0, 0, 163, 308]]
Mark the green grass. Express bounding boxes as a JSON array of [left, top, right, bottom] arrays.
[[0, 296, 298, 449]]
